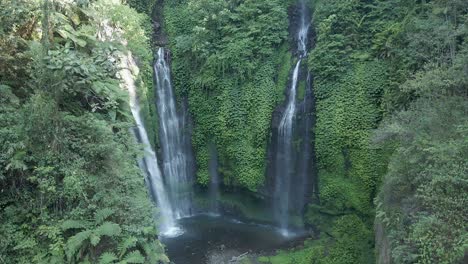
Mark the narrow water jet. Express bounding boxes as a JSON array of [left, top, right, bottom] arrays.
[[120, 52, 180, 235], [274, 60, 301, 235], [154, 48, 194, 219], [272, 0, 311, 235], [208, 143, 220, 215]]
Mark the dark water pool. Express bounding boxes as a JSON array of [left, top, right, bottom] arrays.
[[160, 214, 301, 264]]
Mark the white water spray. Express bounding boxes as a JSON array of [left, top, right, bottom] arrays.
[[154, 48, 194, 219], [120, 52, 182, 237]]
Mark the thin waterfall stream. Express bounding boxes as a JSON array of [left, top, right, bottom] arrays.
[[274, 59, 301, 235], [154, 48, 194, 219], [273, 0, 311, 235], [120, 52, 181, 236]]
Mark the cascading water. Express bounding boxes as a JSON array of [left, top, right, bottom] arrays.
[[154, 48, 194, 219], [273, 1, 310, 235], [120, 52, 181, 236], [208, 143, 221, 215], [297, 1, 310, 57]]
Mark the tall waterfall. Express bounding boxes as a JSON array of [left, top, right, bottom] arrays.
[[273, 1, 310, 235], [120, 52, 180, 236], [154, 48, 194, 219]]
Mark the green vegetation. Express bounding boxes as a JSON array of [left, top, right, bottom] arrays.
[[164, 0, 289, 191], [1, 0, 466, 263], [373, 1, 468, 261], [0, 0, 167, 263], [261, 0, 467, 263]]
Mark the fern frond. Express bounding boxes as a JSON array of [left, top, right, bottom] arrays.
[[61, 220, 89, 231], [118, 236, 138, 258], [121, 250, 145, 264], [142, 241, 169, 263], [94, 208, 114, 224], [95, 221, 121, 237], [99, 252, 118, 264], [90, 233, 101, 246], [66, 230, 92, 261]]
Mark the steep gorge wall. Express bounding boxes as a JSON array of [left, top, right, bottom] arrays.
[[162, 0, 290, 194], [159, 0, 319, 228]]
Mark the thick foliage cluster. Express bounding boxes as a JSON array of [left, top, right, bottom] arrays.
[[163, 0, 289, 191], [373, 1, 468, 262], [0, 0, 167, 263], [269, 0, 467, 263]]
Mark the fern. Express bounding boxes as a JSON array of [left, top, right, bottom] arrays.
[[95, 222, 121, 237], [90, 234, 101, 246], [99, 252, 118, 264], [121, 250, 145, 264], [94, 208, 114, 224], [142, 241, 169, 263], [61, 220, 89, 231], [118, 236, 138, 258], [66, 230, 92, 261]]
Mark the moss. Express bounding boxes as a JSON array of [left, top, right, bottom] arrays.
[[163, 0, 291, 191], [296, 79, 306, 101], [258, 239, 325, 264], [275, 45, 293, 104]]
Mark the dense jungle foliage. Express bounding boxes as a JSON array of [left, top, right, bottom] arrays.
[[164, 0, 290, 190], [0, 0, 168, 263], [1, 0, 467, 263], [163, 0, 467, 263], [263, 0, 468, 263]]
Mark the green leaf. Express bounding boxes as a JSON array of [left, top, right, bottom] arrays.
[[61, 220, 89, 230], [90, 234, 101, 246], [99, 252, 118, 264], [118, 236, 138, 258], [95, 222, 121, 237], [122, 250, 145, 264], [95, 208, 114, 224], [66, 230, 92, 261]]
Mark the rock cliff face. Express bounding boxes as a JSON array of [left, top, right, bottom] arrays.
[[152, 0, 168, 46]]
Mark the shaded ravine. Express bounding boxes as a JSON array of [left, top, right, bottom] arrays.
[[154, 48, 195, 219]]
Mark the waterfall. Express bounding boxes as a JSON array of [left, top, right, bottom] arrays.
[[154, 48, 194, 219], [120, 52, 181, 236], [274, 60, 301, 235], [297, 1, 310, 57], [208, 143, 220, 215], [273, 1, 310, 235]]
